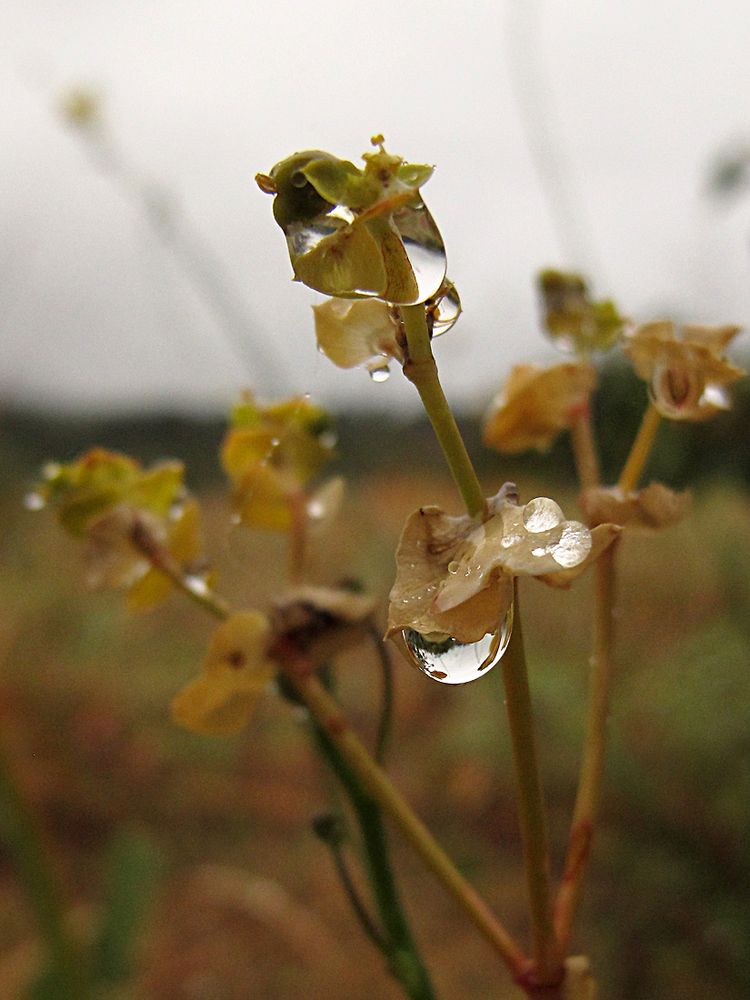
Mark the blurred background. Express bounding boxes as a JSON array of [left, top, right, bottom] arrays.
[[2, 1, 750, 997]]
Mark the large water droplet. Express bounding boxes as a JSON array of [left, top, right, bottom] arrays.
[[523, 497, 564, 533], [283, 195, 445, 304], [403, 607, 513, 685], [429, 280, 462, 337], [368, 361, 391, 382]]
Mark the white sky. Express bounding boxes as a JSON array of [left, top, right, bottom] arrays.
[[3, 0, 750, 414]]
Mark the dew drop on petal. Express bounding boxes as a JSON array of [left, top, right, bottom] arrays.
[[522, 497, 564, 533], [403, 606, 513, 685], [368, 362, 391, 383], [390, 200, 447, 304], [550, 522, 592, 568]]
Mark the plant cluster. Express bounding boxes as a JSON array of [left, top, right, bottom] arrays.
[[25, 136, 746, 999]]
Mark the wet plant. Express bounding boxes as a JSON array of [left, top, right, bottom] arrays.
[[22, 135, 747, 999]]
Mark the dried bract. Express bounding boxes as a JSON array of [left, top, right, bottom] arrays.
[[483, 362, 597, 454], [580, 482, 691, 531], [624, 321, 744, 420]]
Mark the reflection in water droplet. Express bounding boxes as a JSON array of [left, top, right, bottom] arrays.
[[523, 497, 564, 533], [403, 606, 513, 685], [24, 492, 45, 511], [368, 363, 391, 383], [429, 280, 462, 337], [283, 195, 445, 304], [551, 522, 591, 568]]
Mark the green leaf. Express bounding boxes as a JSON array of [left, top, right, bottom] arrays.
[[302, 157, 378, 209]]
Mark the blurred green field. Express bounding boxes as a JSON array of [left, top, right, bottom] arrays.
[[0, 403, 749, 999]]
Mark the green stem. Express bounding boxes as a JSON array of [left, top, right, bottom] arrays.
[[554, 540, 617, 951], [370, 627, 394, 764], [500, 588, 561, 987], [399, 304, 486, 518], [0, 743, 89, 998], [618, 401, 661, 494], [313, 725, 437, 1000]]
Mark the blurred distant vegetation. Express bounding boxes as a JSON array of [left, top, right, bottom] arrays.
[[1, 356, 749, 998], [3, 357, 750, 495]]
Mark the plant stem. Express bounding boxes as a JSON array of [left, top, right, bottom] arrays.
[[618, 402, 661, 494], [370, 627, 394, 764], [398, 305, 486, 518], [129, 521, 231, 620], [569, 403, 600, 492], [290, 667, 529, 981], [500, 587, 561, 987], [554, 541, 617, 952], [0, 742, 89, 998], [313, 726, 436, 999]]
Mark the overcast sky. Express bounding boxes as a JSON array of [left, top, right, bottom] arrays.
[[3, 0, 750, 415]]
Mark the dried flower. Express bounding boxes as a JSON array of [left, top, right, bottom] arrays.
[[580, 482, 690, 531], [483, 363, 597, 454], [624, 321, 744, 420], [387, 485, 618, 645], [173, 588, 375, 737], [312, 297, 404, 374]]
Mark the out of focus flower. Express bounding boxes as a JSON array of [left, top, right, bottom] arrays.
[[31, 449, 210, 610], [172, 612, 276, 736], [256, 137, 445, 304], [483, 362, 597, 454], [387, 485, 618, 645], [222, 393, 336, 531], [60, 86, 100, 129], [580, 482, 690, 531], [624, 321, 744, 420], [173, 587, 375, 736], [538, 270, 625, 354]]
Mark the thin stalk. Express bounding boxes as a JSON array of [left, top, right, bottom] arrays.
[[568, 403, 600, 492], [369, 627, 394, 764], [128, 519, 231, 620], [0, 743, 89, 998], [500, 588, 561, 987], [313, 727, 436, 1000], [398, 305, 486, 518], [290, 666, 529, 980], [554, 542, 617, 951], [618, 402, 661, 494]]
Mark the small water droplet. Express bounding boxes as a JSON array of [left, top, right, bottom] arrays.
[[319, 430, 338, 449], [270, 436, 281, 448], [307, 499, 325, 519], [523, 498, 564, 533], [550, 522, 591, 568], [447, 560, 460, 575], [24, 492, 45, 511], [429, 280, 462, 337], [403, 607, 513, 685], [184, 575, 210, 598], [368, 362, 391, 383]]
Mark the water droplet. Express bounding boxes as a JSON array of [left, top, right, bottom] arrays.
[[403, 607, 513, 685], [429, 280, 462, 337], [319, 430, 338, 449], [281, 192, 445, 304], [523, 498, 564, 533], [307, 499, 325, 519], [24, 492, 45, 511], [550, 522, 591, 568], [184, 575, 210, 598], [368, 362, 391, 382], [447, 560, 460, 575]]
